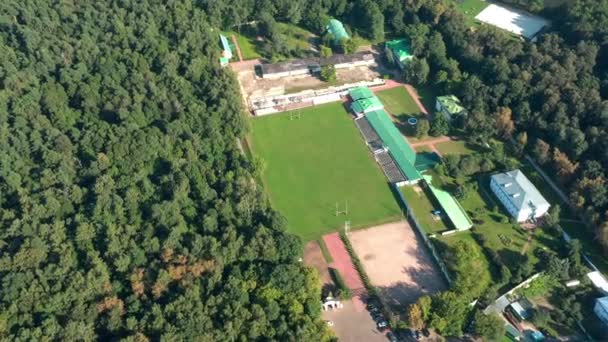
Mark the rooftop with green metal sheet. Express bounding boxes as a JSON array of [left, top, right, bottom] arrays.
[[327, 19, 349, 43], [437, 95, 466, 115], [365, 110, 421, 182], [351, 96, 384, 114], [349, 86, 374, 101], [385, 39, 413, 63], [422, 175, 473, 231]]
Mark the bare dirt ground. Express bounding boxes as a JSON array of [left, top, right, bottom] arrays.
[[236, 64, 382, 100], [348, 221, 447, 312], [303, 241, 332, 286], [232, 48, 394, 111], [322, 300, 388, 342]]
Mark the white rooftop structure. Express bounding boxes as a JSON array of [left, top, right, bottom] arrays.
[[588, 271, 608, 295], [475, 4, 549, 40], [490, 169, 550, 222]]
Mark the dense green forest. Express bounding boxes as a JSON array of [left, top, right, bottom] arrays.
[[2, 0, 607, 339], [0, 1, 330, 340]]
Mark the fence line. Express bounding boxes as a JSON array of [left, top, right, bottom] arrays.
[[393, 184, 452, 285]]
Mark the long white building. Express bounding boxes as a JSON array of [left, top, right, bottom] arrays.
[[490, 169, 550, 222]]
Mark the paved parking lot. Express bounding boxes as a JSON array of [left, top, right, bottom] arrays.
[[322, 300, 388, 342]]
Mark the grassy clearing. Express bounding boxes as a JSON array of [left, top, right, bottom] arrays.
[[454, 0, 489, 25], [434, 140, 480, 155], [423, 167, 562, 269], [414, 85, 438, 117], [222, 30, 262, 60], [250, 102, 402, 241], [375, 87, 438, 143], [376, 87, 422, 118], [414, 145, 434, 153], [401, 185, 450, 234]]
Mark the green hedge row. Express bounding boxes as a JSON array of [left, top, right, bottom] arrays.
[[329, 268, 352, 299], [339, 232, 376, 297]]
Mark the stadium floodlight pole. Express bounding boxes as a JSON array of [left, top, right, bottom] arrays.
[[344, 220, 350, 236]]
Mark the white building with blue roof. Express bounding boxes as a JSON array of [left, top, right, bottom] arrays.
[[490, 169, 550, 222]]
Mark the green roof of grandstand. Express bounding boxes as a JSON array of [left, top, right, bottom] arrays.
[[386, 39, 413, 62], [437, 95, 466, 115], [415, 152, 441, 172], [423, 175, 473, 231], [365, 110, 421, 181], [327, 19, 349, 42], [351, 96, 384, 114], [349, 87, 374, 101]]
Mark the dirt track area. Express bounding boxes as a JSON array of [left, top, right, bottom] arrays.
[[349, 221, 447, 311], [303, 241, 332, 286]]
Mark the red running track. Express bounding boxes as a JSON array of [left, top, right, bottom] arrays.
[[323, 232, 365, 291]]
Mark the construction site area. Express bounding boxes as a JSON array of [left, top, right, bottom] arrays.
[[230, 49, 395, 116]]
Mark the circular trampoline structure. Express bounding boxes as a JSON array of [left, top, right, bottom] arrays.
[[408, 118, 418, 126]]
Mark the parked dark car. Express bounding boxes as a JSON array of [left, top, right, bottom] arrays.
[[372, 312, 384, 321], [386, 331, 398, 342]]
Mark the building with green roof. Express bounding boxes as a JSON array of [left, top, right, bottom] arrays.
[[219, 34, 233, 67], [422, 175, 473, 231], [351, 96, 384, 115], [349, 86, 374, 101], [365, 110, 421, 183], [327, 19, 349, 44], [436, 95, 467, 121], [385, 39, 413, 69]]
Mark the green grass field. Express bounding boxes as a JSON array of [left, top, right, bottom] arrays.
[[222, 31, 262, 60], [250, 102, 402, 241], [414, 145, 434, 153], [401, 186, 450, 234], [375, 87, 437, 142], [376, 87, 422, 118], [469, 175, 562, 266], [435, 140, 480, 155], [454, 0, 489, 25]]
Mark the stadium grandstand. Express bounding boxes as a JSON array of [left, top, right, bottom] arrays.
[[422, 175, 473, 231], [365, 110, 421, 184]]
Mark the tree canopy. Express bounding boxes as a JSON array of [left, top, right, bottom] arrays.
[[0, 0, 330, 340]]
